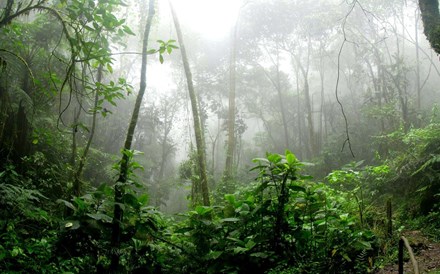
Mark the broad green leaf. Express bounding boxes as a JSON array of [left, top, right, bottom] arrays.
[[233, 246, 248, 253], [267, 153, 282, 164], [286, 153, 295, 165], [56, 199, 76, 211], [86, 213, 112, 222], [207, 250, 223, 259], [195, 206, 212, 216], [245, 240, 256, 249], [224, 194, 235, 205], [288, 185, 306, 192]]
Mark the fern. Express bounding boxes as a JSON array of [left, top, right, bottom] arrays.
[[412, 154, 440, 177], [0, 183, 47, 219]]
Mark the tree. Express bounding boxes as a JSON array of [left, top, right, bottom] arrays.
[[224, 11, 239, 181], [419, 0, 440, 55], [110, 0, 155, 271], [169, 0, 210, 207]]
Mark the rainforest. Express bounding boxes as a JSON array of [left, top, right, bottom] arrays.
[[1, 0, 440, 273]]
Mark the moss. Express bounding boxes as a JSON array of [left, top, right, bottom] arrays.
[[419, 0, 440, 55]]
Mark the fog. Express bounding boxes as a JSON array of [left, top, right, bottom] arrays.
[[2, 0, 440, 212], [94, 0, 440, 211]]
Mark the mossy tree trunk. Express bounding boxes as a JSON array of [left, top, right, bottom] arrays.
[[224, 18, 238, 181], [419, 0, 440, 55], [110, 0, 155, 271], [169, 0, 210, 207]]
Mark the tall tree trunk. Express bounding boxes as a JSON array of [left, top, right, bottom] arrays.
[[296, 59, 315, 158], [169, 1, 210, 207], [110, 0, 155, 271], [318, 66, 324, 152], [224, 18, 238, 180], [70, 107, 80, 168], [261, 44, 290, 150], [294, 63, 304, 159], [275, 53, 290, 150], [415, 12, 422, 111], [418, 0, 440, 55]]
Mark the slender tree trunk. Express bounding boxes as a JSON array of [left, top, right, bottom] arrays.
[[224, 18, 238, 180], [110, 0, 155, 271], [318, 41, 325, 153], [276, 54, 290, 150], [296, 59, 315, 158], [262, 45, 290, 150], [169, 0, 210, 207], [70, 107, 80, 168], [294, 64, 304, 159], [415, 12, 422, 111]]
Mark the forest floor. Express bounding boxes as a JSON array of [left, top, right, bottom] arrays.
[[377, 231, 440, 274]]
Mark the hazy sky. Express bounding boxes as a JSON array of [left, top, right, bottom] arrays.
[[168, 0, 241, 40]]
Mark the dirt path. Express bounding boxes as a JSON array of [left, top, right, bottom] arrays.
[[377, 231, 440, 274]]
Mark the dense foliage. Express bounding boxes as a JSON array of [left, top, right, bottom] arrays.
[[1, 0, 440, 273]]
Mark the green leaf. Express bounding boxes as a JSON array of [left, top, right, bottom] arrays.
[[106, 63, 113, 73], [195, 206, 213, 216], [159, 54, 164, 64], [56, 199, 76, 211], [245, 239, 256, 249], [138, 194, 149, 206], [288, 185, 306, 192], [267, 153, 282, 164], [224, 194, 235, 205], [207, 250, 223, 259], [123, 25, 135, 35], [86, 213, 112, 223], [286, 153, 295, 165], [252, 157, 269, 163], [233, 246, 248, 253], [123, 193, 140, 209]]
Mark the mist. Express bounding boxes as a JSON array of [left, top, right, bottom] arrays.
[[2, 0, 440, 272]]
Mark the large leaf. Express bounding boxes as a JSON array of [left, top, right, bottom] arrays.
[[86, 213, 112, 223], [56, 199, 76, 211]]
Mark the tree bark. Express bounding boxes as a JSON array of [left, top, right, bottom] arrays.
[[419, 0, 440, 55], [224, 18, 238, 181], [169, 0, 210, 207], [110, 0, 155, 271]]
